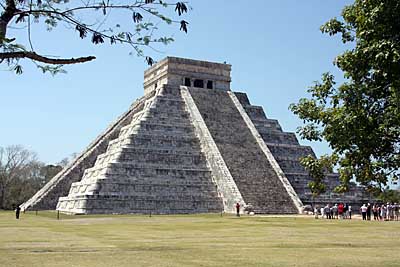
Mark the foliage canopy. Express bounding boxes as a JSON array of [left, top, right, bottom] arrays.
[[290, 0, 400, 195], [0, 0, 189, 74]]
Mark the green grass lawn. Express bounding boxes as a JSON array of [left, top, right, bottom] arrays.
[[1, 211, 399, 267]]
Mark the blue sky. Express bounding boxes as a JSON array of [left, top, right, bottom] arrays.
[[0, 0, 354, 164]]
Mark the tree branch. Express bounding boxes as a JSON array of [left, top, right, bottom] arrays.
[[0, 0, 17, 41], [0, 51, 96, 64]]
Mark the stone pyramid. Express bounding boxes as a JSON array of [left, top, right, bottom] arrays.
[[22, 57, 366, 214]]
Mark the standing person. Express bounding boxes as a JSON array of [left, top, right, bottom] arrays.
[[360, 204, 367, 220], [343, 203, 348, 219], [348, 205, 352, 219], [15, 205, 21, 220], [372, 204, 379, 220], [366, 203, 371, 220], [394, 203, 399, 221], [333, 204, 338, 219], [377, 205, 381, 221], [324, 204, 331, 219], [321, 206, 325, 219], [386, 203, 391, 221], [235, 202, 240, 217], [338, 203, 344, 219], [390, 203, 395, 221], [314, 206, 319, 219], [381, 204, 387, 221]]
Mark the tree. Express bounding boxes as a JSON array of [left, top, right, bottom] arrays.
[[290, 0, 400, 195], [0, 0, 189, 74], [0, 145, 42, 209], [300, 154, 336, 198], [6, 160, 45, 209], [0, 145, 64, 209], [40, 164, 62, 182], [378, 188, 400, 203]]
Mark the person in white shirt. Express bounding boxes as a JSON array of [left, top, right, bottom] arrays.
[[360, 204, 367, 220], [348, 205, 352, 219]]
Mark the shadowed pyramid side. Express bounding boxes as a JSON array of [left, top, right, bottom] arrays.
[[188, 87, 299, 214], [234, 92, 368, 209]]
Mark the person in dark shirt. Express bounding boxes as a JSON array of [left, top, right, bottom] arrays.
[[15, 205, 21, 220], [372, 204, 379, 220], [236, 202, 240, 217], [366, 203, 371, 220]]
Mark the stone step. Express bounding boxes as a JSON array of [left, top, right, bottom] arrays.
[[69, 182, 220, 196], [233, 92, 250, 106], [259, 131, 299, 145], [253, 123, 282, 132], [115, 151, 207, 166], [140, 117, 193, 127], [250, 116, 280, 125], [135, 121, 195, 134], [109, 130, 202, 156], [243, 105, 267, 120], [141, 114, 190, 125], [80, 169, 216, 184], [60, 193, 221, 202], [268, 145, 315, 161], [106, 131, 199, 153], [82, 169, 215, 184], [95, 146, 203, 165], [57, 197, 223, 215], [154, 96, 186, 105], [147, 109, 190, 119], [118, 146, 202, 156], [129, 132, 198, 141], [123, 138, 201, 150], [149, 105, 187, 114], [73, 176, 218, 187], [277, 160, 311, 173], [83, 162, 212, 177]]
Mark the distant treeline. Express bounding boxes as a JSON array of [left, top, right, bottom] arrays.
[[0, 145, 68, 210]]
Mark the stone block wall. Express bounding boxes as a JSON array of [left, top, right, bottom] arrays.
[[189, 87, 299, 214], [144, 57, 231, 95]]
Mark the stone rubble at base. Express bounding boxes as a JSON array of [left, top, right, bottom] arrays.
[[21, 57, 368, 215]]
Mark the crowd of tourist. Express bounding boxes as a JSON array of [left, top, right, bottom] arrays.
[[359, 203, 399, 221], [314, 203, 352, 220], [313, 202, 400, 221]]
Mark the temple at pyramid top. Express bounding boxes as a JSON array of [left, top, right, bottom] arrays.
[[143, 57, 232, 94]]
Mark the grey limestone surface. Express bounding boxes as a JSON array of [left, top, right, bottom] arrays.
[[188, 87, 299, 214]]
